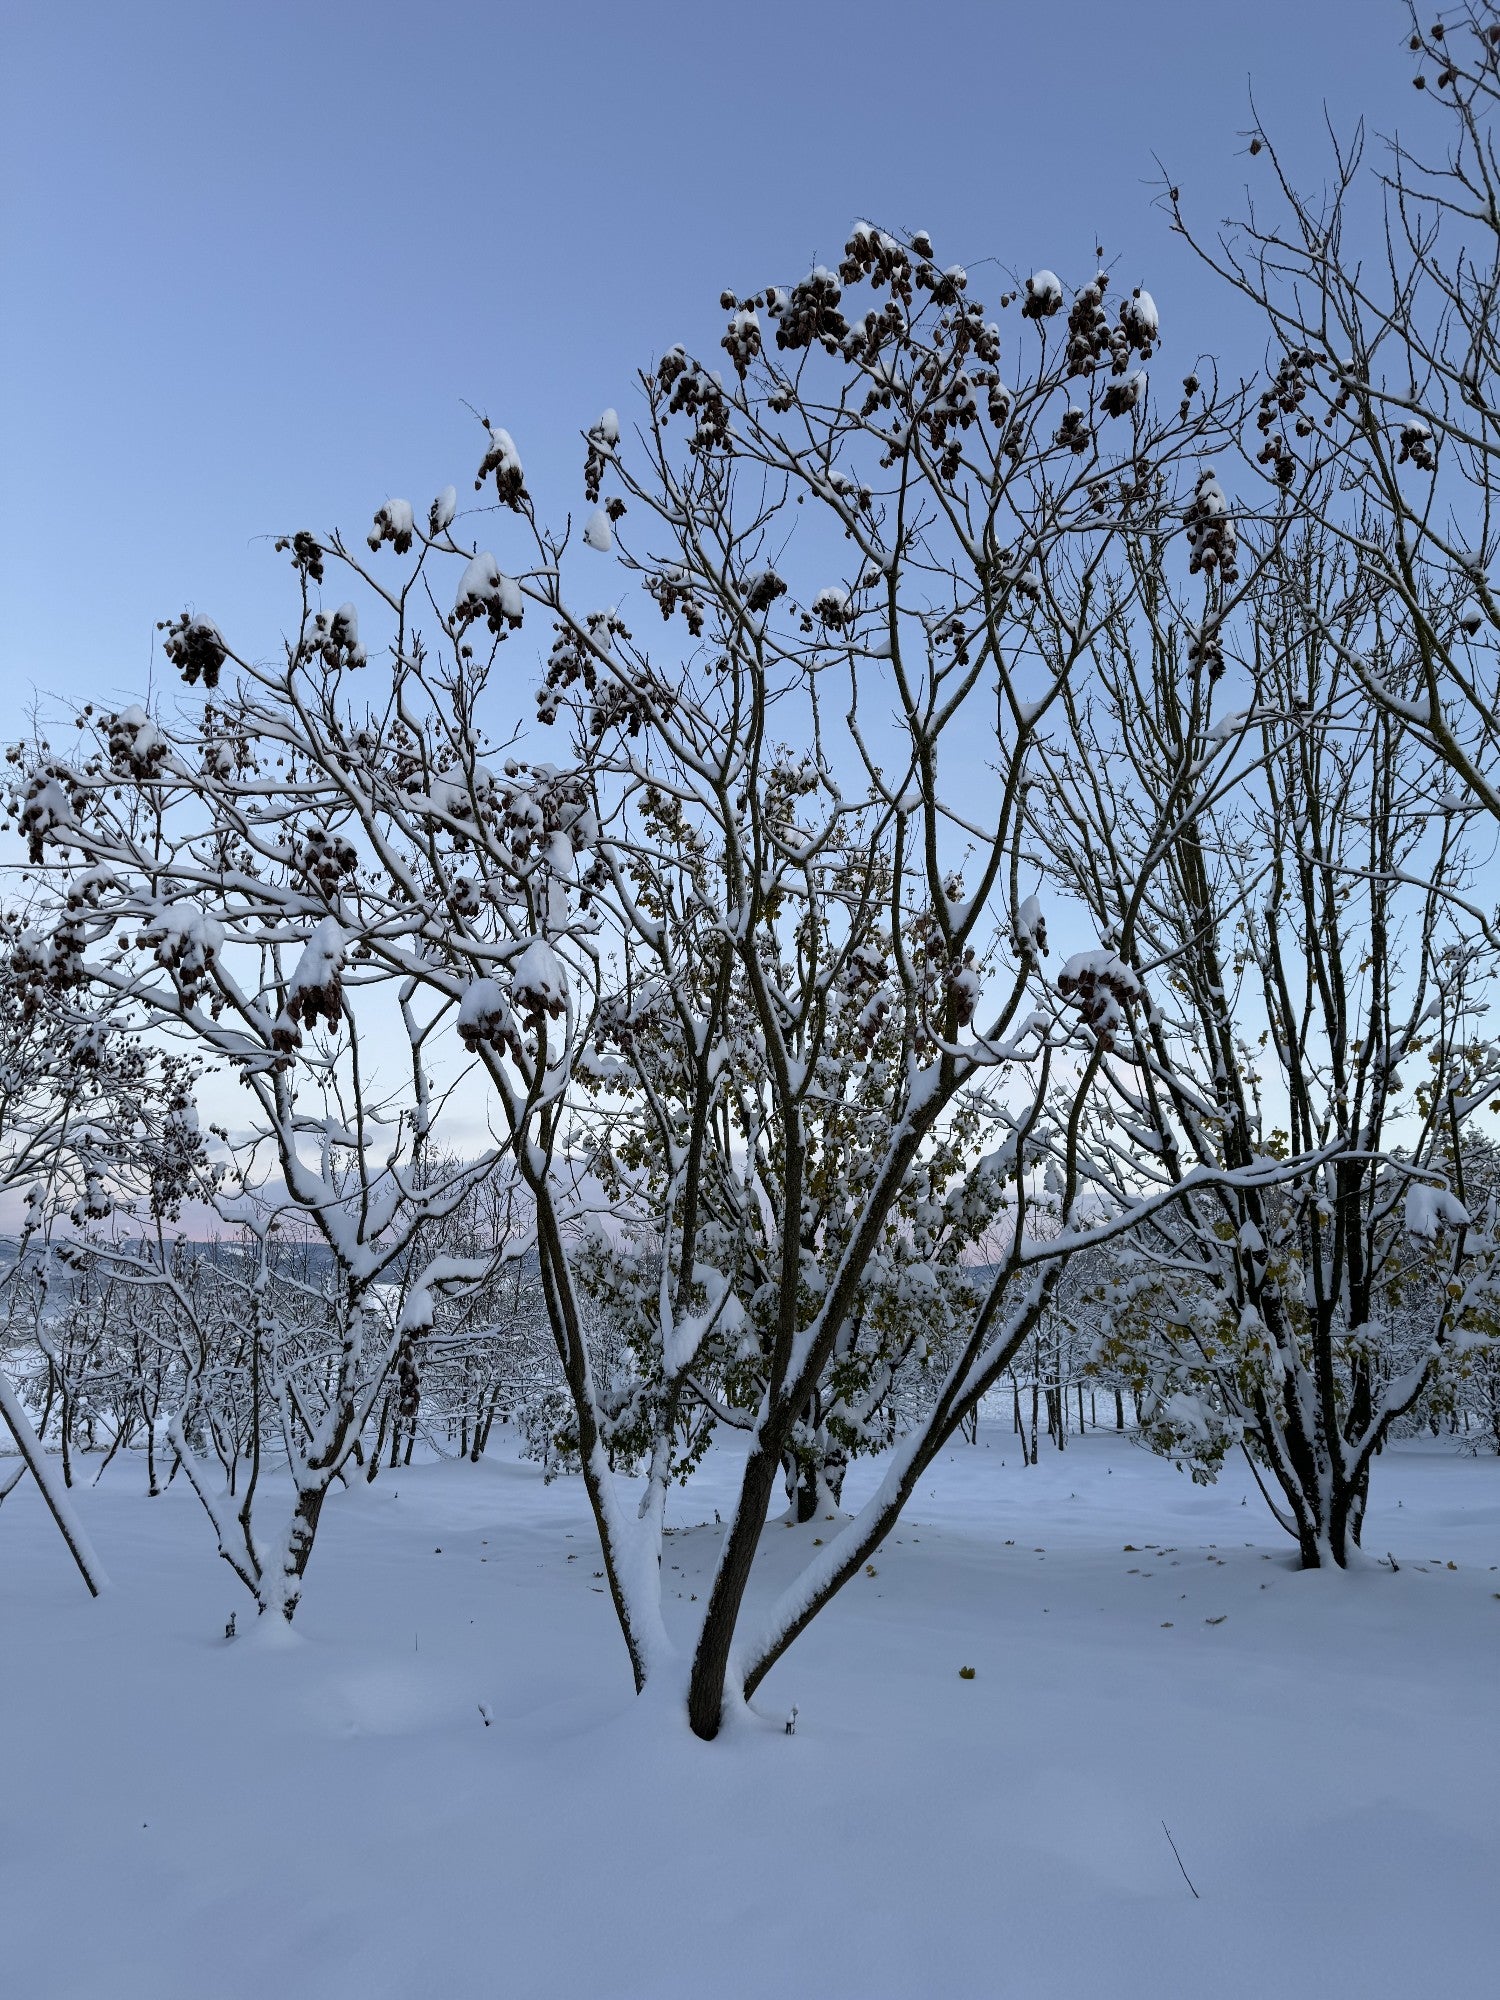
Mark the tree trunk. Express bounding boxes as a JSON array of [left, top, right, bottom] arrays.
[[688, 1445, 783, 1739], [0, 1369, 109, 1596]]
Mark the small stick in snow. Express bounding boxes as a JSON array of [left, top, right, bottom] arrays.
[[1161, 1821, 1200, 1899]]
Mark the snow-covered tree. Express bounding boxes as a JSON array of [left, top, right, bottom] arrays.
[[518, 223, 1292, 1731], [1032, 521, 1500, 1563], [6, 748, 524, 1619], [0, 939, 201, 1587], [9, 218, 1323, 1723], [1171, 2, 1500, 850]]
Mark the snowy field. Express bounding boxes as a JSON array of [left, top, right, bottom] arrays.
[[3, 1429, 1496, 2000]]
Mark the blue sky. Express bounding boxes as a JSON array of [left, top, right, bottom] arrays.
[[2, 1, 1414, 714]]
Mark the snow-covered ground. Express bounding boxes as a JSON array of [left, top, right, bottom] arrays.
[[2, 1428, 1495, 1999]]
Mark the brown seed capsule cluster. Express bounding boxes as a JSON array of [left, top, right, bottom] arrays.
[[1054, 406, 1092, 454], [1397, 420, 1437, 471], [1064, 274, 1157, 414], [1187, 618, 1225, 683], [1119, 288, 1159, 359], [511, 948, 567, 1024], [656, 347, 732, 454], [1011, 898, 1048, 959], [474, 426, 528, 510], [138, 908, 221, 1008], [592, 980, 673, 1068], [644, 566, 706, 637], [988, 376, 1017, 434], [1058, 952, 1141, 1052], [539, 610, 634, 724], [72, 1174, 114, 1225], [540, 616, 668, 744], [583, 411, 620, 504], [810, 586, 853, 630], [944, 945, 981, 1028], [1022, 270, 1064, 320], [17, 766, 86, 863], [457, 982, 519, 1057], [1101, 371, 1146, 419], [453, 557, 523, 640], [160, 613, 228, 690], [587, 669, 666, 742], [1065, 275, 1114, 376], [1183, 470, 1239, 583], [739, 567, 786, 617], [274, 952, 343, 1050], [297, 827, 358, 896], [772, 267, 850, 354], [838, 223, 916, 302], [273, 531, 326, 586], [296, 603, 366, 672], [720, 299, 763, 381], [106, 707, 170, 780], [929, 611, 971, 666], [1255, 348, 1321, 485], [367, 500, 414, 554], [7, 915, 86, 1018]]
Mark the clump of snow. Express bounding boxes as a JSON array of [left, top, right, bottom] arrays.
[[453, 554, 524, 636], [1405, 1182, 1469, 1243], [456, 977, 517, 1055], [19, 772, 80, 859], [312, 603, 366, 670], [510, 939, 567, 1020], [106, 705, 171, 778], [1102, 369, 1147, 418], [1184, 468, 1239, 582], [397, 1255, 491, 1335], [368, 499, 414, 553], [1022, 269, 1064, 319], [811, 586, 851, 629], [1397, 419, 1437, 471], [1014, 894, 1048, 958], [429, 486, 458, 536], [475, 426, 527, 508], [1057, 949, 1141, 1049], [139, 901, 224, 1001], [275, 917, 346, 1045], [1204, 707, 1249, 746], [1120, 287, 1159, 354]]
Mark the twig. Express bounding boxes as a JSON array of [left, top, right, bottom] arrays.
[[1162, 1819, 1200, 1898]]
